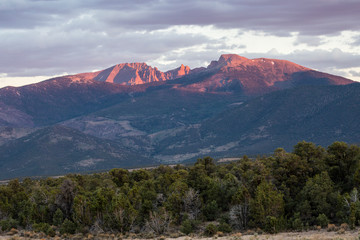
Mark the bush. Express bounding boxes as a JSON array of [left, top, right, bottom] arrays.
[[33, 222, 56, 237], [0, 218, 19, 231], [265, 216, 282, 234], [291, 213, 303, 231], [60, 218, 76, 235], [202, 200, 219, 221], [180, 219, 200, 235], [218, 222, 232, 233], [180, 219, 193, 235], [316, 214, 329, 228], [327, 223, 337, 232], [53, 208, 64, 226], [204, 223, 217, 236]]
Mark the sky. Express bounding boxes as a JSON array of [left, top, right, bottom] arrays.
[[1, 0, 360, 88]]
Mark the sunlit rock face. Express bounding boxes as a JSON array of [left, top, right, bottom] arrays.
[[177, 54, 352, 95], [74, 62, 192, 85]]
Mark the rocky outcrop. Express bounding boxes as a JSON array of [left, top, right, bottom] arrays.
[[75, 63, 191, 85]]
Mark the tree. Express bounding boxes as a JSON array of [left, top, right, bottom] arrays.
[[146, 208, 172, 235], [297, 171, 335, 224], [183, 188, 201, 220], [230, 186, 251, 230], [56, 179, 76, 219], [109, 168, 129, 187], [251, 181, 284, 228], [326, 142, 360, 192]]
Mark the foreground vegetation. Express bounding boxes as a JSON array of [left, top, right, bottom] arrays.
[[1, 141, 360, 238]]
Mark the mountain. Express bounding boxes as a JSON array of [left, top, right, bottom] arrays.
[[0, 54, 357, 179], [0, 125, 155, 179], [152, 83, 360, 161], [0, 77, 139, 126], [0, 54, 352, 127], [74, 62, 191, 85], [175, 54, 352, 95]]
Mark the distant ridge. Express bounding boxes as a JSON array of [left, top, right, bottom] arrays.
[[73, 62, 191, 85], [0, 54, 357, 179], [176, 54, 353, 95]]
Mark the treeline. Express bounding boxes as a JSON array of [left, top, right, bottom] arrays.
[[1, 141, 360, 237]]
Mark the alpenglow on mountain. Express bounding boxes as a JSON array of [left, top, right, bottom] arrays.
[[0, 54, 358, 179]]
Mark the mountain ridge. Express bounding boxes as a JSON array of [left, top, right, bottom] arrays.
[[0, 54, 358, 179]]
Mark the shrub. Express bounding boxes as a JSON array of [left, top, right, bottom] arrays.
[[291, 213, 303, 231], [60, 218, 76, 235], [327, 223, 337, 232], [203, 200, 219, 221], [0, 218, 19, 231], [218, 222, 232, 233], [340, 223, 349, 231], [180, 219, 200, 235], [53, 208, 64, 226], [204, 223, 217, 236], [265, 216, 279, 234], [33, 222, 50, 233], [180, 219, 193, 235], [316, 214, 329, 228]]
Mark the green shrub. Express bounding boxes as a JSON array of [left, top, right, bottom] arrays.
[[316, 213, 329, 228], [0, 218, 19, 231], [291, 212, 303, 231], [204, 223, 217, 236], [32, 222, 56, 237], [60, 218, 76, 235], [265, 216, 279, 233], [203, 200, 219, 221], [180, 219, 193, 235], [53, 208, 64, 226], [218, 222, 232, 233]]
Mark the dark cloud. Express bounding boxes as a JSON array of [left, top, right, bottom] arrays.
[[2, 0, 360, 34], [1, 0, 360, 80], [0, 25, 211, 76]]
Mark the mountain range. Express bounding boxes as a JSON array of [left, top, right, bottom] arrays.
[[0, 54, 358, 179]]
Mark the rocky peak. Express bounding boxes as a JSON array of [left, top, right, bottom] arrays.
[[165, 64, 191, 79], [208, 54, 249, 69]]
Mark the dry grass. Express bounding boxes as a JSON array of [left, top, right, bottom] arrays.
[[0, 229, 360, 240]]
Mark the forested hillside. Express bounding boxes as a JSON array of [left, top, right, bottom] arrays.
[[1, 141, 360, 238]]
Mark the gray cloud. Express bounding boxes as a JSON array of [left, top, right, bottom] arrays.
[[350, 71, 360, 77], [2, 0, 360, 34], [1, 0, 360, 80]]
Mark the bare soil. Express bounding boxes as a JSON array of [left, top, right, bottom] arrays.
[[0, 229, 359, 239]]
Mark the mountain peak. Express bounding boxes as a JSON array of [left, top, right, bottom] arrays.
[[208, 54, 249, 68], [74, 62, 192, 85], [219, 54, 249, 63]]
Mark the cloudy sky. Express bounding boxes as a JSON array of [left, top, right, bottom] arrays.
[[1, 0, 360, 87]]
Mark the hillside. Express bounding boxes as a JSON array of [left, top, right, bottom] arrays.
[[0, 54, 357, 178], [153, 83, 360, 161], [0, 125, 155, 179]]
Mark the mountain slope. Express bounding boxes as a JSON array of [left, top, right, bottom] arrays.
[[0, 77, 141, 126], [0, 125, 156, 179], [0, 54, 357, 178], [153, 83, 360, 161], [175, 54, 353, 95]]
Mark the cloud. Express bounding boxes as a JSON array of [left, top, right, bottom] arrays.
[[350, 70, 360, 77], [1, 0, 360, 82], [2, 0, 360, 34]]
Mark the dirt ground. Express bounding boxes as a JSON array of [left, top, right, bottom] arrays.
[[0, 229, 359, 240]]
